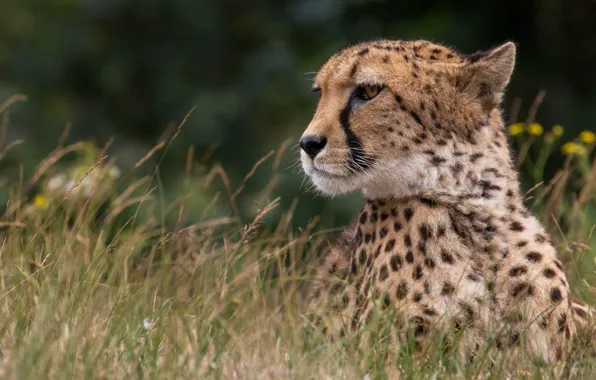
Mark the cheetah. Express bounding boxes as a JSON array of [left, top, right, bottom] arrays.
[[299, 39, 593, 364]]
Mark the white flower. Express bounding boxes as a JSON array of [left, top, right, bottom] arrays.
[[47, 173, 67, 191], [65, 180, 75, 193], [142, 318, 152, 330], [109, 166, 121, 179], [80, 177, 93, 197]]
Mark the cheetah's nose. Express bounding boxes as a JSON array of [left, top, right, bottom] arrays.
[[299, 135, 327, 159]]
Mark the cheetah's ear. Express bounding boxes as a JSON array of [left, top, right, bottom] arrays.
[[456, 42, 516, 110]]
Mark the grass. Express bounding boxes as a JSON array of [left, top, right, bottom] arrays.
[[1, 97, 596, 379]]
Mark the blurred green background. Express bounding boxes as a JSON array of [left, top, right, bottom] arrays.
[[1, 0, 596, 226]]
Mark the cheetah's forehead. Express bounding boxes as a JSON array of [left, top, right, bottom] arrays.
[[314, 40, 467, 89]]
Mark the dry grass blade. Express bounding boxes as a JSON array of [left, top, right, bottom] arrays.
[[0, 222, 25, 228], [67, 155, 108, 193], [135, 141, 166, 168], [0, 94, 28, 115], [572, 155, 596, 218], [204, 163, 238, 215], [105, 194, 155, 224], [185, 145, 195, 175], [525, 90, 546, 124], [0, 139, 25, 162], [242, 197, 280, 242], [273, 139, 292, 171], [29, 142, 88, 185], [231, 150, 275, 201], [57, 123, 72, 148], [174, 217, 237, 234], [110, 177, 150, 211], [523, 181, 543, 200], [172, 105, 197, 141]]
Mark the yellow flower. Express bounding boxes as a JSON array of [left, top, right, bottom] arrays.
[[551, 125, 564, 137], [579, 130, 595, 144], [527, 122, 543, 136], [33, 194, 48, 209], [561, 142, 586, 156], [508, 123, 525, 136]]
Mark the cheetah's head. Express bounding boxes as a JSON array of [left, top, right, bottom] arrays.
[[300, 40, 516, 199]]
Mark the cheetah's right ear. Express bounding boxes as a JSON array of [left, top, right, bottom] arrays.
[[456, 42, 516, 110]]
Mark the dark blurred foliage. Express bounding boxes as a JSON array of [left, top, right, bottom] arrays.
[[1, 0, 596, 226]]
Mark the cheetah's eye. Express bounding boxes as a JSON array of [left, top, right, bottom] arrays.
[[353, 84, 384, 101]]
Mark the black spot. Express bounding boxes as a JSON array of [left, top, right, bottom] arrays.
[[390, 254, 403, 271], [413, 292, 423, 302], [420, 198, 437, 209], [511, 282, 534, 297], [509, 266, 527, 277], [359, 249, 367, 264], [355, 228, 362, 245], [424, 280, 431, 294], [404, 234, 412, 247], [379, 265, 389, 281], [396, 282, 409, 300], [405, 251, 414, 263], [413, 265, 423, 280], [419, 224, 432, 240], [359, 212, 368, 224], [437, 225, 446, 237], [410, 316, 428, 337], [394, 222, 402, 232], [459, 302, 475, 323], [375, 245, 381, 259], [516, 241, 528, 248], [543, 268, 556, 278], [404, 208, 414, 221], [510, 331, 520, 345], [364, 233, 371, 243], [431, 156, 447, 166], [328, 262, 337, 274], [382, 55, 390, 63], [558, 314, 567, 333], [379, 226, 388, 239], [395, 95, 402, 104], [551, 288, 563, 303], [535, 234, 547, 243], [555, 261, 563, 270], [539, 316, 548, 328], [370, 212, 378, 223], [385, 239, 395, 252], [425, 257, 435, 269], [380, 212, 389, 221], [510, 221, 524, 232], [440, 249, 454, 264], [466, 273, 480, 282], [526, 252, 542, 263], [486, 281, 495, 292], [469, 153, 483, 162], [358, 48, 369, 56]]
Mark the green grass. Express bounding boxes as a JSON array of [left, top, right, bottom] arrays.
[[1, 100, 596, 378]]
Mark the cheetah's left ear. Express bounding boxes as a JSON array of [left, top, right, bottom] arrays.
[[456, 42, 516, 110]]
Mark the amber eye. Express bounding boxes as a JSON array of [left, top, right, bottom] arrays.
[[354, 84, 383, 101]]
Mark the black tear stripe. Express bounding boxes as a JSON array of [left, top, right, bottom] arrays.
[[339, 99, 375, 172]]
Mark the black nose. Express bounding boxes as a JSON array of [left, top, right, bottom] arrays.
[[299, 135, 327, 158]]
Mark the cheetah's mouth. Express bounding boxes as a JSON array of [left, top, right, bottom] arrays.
[[312, 166, 350, 179]]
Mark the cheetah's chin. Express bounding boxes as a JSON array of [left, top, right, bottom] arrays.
[[302, 161, 362, 196]]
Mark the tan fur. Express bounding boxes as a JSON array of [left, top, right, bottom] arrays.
[[301, 39, 592, 364]]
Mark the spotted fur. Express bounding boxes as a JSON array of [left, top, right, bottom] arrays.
[[301, 39, 593, 364]]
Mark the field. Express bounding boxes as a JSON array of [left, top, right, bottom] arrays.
[[1, 97, 596, 379]]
